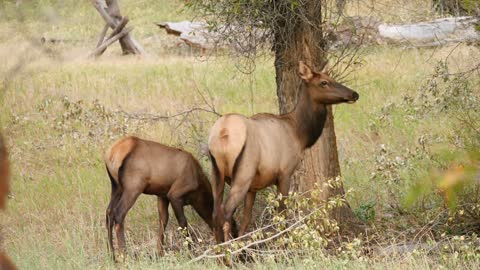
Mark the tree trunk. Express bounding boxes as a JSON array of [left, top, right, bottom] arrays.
[[273, 0, 362, 234]]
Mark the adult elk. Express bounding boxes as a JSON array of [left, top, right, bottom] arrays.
[[0, 133, 17, 270], [208, 61, 359, 242], [104, 136, 214, 260]]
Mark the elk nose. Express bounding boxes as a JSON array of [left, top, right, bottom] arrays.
[[352, 92, 359, 101]]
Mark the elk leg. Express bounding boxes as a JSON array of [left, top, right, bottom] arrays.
[[106, 189, 122, 259], [238, 191, 256, 236], [222, 184, 250, 241], [170, 199, 187, 228], [210, 165, 225, 243], [167, 181, 194, 229], [169, 197, 195, 244], [113, 191, 140, 260], [157, 196, 169, 256], [276, 175, 291, 213]]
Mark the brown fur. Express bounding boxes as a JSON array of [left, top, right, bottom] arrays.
[[0, 134, 16, 269], [0, 135, 9, 210], [0, 252, 16, 270], [208, 62, 359, 241], [104, 136, 214, 260]]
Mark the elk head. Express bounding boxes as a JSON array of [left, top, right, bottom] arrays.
[[298, 61, 359, 105]]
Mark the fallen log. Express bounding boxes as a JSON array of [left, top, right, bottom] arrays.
[[156, 21, 218, 50], [157, 17, 480, 50], [378, 16, 480, 45], [156, 21, 207, 36]]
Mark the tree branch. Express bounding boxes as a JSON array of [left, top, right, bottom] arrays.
[[188, 207, 320, 263], [88, 27, 133, 58], [96, 24, 109, 48], [91, 0, 117, 28], [113, 107, 222, 121]]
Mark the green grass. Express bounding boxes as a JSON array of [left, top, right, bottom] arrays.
[[1, 0, 480, 269]]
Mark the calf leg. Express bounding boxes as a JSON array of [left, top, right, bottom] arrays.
[[169, 196, 193, 245], [113, 191, 141, 261], [157, 196, 169, 256], [167, 185, 192, 239], [106, 189, 122, 259], [170, 198, 187, 229]]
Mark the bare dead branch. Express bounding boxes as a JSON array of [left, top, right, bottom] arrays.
[[88, 27, 133, 58], [189, 206, 320, 263], [113, 107, 222, 121], [91, 0, 117, 28], [91, 0, 144, 56], [96, 24, 109, 48]]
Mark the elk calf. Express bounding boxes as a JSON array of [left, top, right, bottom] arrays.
[[209, 61, 359, 242], [104, 136, 214, 259]]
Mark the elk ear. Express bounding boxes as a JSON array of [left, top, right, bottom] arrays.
[[298, 61, 313, 81], [320, 60, 329, 74]]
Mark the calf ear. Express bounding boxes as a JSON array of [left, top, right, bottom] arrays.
[[298, 61, 313, 81]]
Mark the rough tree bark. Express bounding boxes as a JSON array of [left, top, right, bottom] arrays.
[[273, 0, 362, 233]]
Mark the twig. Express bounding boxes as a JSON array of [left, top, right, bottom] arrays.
[[190, 62, 220, 116], [188, 207, 320, 263], [114, 107, 221, 121], [448, 63, 480, 76]]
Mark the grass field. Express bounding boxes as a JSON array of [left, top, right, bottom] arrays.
[[1, 1, 480, 269]]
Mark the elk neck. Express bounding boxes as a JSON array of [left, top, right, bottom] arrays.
[[286, 82, 327, 149]]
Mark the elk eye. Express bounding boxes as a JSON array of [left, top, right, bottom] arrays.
[[320, 81, 328, 87]]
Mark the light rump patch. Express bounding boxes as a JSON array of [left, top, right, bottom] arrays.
[[208, 114, 247, 178], [105, 136, 137, 181]]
